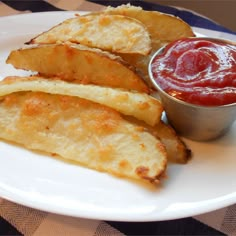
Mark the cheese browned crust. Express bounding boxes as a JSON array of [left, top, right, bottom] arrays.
[[0, 91, 167, 183]]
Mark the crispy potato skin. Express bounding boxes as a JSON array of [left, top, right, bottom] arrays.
[[0, 92, 167, 183]]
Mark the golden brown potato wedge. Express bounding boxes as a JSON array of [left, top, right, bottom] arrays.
[[104, 4, 194, 47], [6, 43, 149, 93], [0, 76, 163, 126], [0, 91, 167, 183], [28, 14, 152, 55], [125, 117, 191, 164], [152, 121, 191, 164], [100, 4, 195, 80]]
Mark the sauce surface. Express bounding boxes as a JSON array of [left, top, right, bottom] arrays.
[[151, 38, 236, 106]]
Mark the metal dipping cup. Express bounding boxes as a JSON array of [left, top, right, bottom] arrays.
[[148, 38, 236, 141]]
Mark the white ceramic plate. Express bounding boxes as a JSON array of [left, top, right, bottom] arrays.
[[0, 12, 236, 222]]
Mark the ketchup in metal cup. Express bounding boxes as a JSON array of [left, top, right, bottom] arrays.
[[151, 38, 236, 106]]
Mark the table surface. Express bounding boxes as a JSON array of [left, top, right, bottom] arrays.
[[0, 0, 235, 235], [0, 216, 225, 235]]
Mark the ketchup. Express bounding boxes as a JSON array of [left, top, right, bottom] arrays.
[[151, 38, 236, 106]]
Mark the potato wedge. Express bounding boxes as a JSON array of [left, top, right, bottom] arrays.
[[0, 91, 167, 183], [6, 43, 149, 93], [0, 76, 163, 126], [152, 121, 191, 164], [101, 4, 195, 81], [28, 14, 152, 55], [104, 4, 194, 47], [126, 117, 191, 164]]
